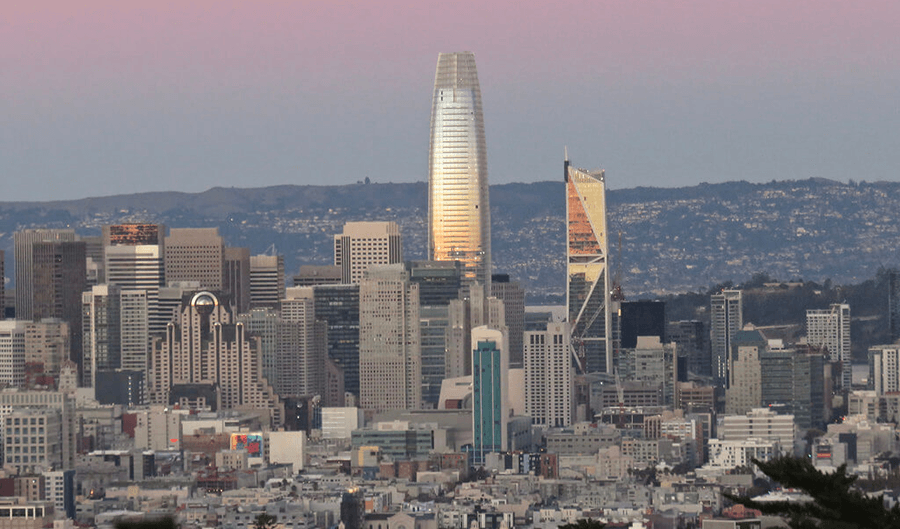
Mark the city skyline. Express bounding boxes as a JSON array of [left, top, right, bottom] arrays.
[[4, 1, 900, 201]]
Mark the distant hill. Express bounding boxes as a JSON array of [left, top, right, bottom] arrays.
[[2, 178, 900, 302]]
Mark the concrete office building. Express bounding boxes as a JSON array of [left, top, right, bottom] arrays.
[[761, 343, 827, 430], [249, 254, 285, 309], [2, 407, 62, 474], [491, 274, 525, 368], [566, 160, 611, 374], [711, 289, 743, 385], [0, 250, 4, 318], [618, 336, 679, 407], [311, 284, 360, 397], [164, 228, 224, 291], [24, 320, 70, 381], [21, 240, 85, 374], [334, 222, 402, 285], [869, 344, 900, 395], [81, 285, 121, 388], [293, 265, 342, 287], [82, 285, 148, 389], [726, 330, 766, 415], [889, 269, 900, 344], [0, 322, 26, 388], [13, 229, 76, 321], [266, 289, 327, 399], [524, 322, 572, 428], [720, 407, 797, 451], [407, 260, 464, 407], [359, 265, 421, 411], [0, 390, 76, 471], [668, 320, 710, 378], [427, 52, 491, 291], [807, 303, 851, 389], [103, 224, 166, 335]]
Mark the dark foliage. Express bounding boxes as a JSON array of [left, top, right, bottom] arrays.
[[558, 518, 606, 529], [724, 456, 900, 529], [114, 517, 178, 529]]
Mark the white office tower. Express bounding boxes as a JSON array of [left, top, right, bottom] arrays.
[[870, 344, 900, 395], [359, 265, 421, 411], [0, 321, 27, 388], [807, 303, 851, 389], [334, 221, 402, 284], [250, 254, 285, 309], [119, 289, 149, 373], [82, 284, 148, 387], [428, 52, 491, 291], [710, 289, 743, 385], [103, 224, 166, 334], [524, 322, 573, 428], [472, 326, 509, 464]]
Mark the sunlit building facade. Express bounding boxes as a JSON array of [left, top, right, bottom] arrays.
[[427, 51, 491, 291], [565, 160, 611, 374]]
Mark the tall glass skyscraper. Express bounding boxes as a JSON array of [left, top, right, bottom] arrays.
[[428, 52, 491, 291], [565, 159, 612, 374]]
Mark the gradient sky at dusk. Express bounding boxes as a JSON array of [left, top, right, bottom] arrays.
[[3, 1, 899, 201]]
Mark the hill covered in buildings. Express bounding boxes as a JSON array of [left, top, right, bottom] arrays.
[[2, 177, 900, 308]]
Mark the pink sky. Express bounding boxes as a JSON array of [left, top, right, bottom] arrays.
[[3, 1, 899, 199]]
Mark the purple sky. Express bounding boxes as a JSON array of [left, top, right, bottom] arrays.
[[3, 1, 899, 201]]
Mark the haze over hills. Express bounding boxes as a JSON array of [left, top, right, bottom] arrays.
[[2, 178, 899, 301]]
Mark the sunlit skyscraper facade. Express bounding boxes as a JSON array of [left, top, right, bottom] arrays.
[[427, 52, 491, 291], [565, 160, 612, 374]]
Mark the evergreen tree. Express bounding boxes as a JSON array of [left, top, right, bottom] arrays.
[[725, 457, 900, 529], [559, 519, 605, 529]]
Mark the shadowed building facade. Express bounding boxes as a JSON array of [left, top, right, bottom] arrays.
[[427, 52, 491, 292]]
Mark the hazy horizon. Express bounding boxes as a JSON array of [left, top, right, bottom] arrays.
[[4, 1, 899, 201]]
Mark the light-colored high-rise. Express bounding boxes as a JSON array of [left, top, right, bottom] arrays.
[[524, 322, 572, 428], [711, 289, 743, 385], [565, 160, 611, 374], [358, 265, 421, 411], [869, 344, 900, 395], [428, 52, 491, 291], [725, 329, 765, 415], [104, 224, 166, 335], [0, 321, 27, 388], [807, 303, 851, 389], [334, 222, 402, 284]]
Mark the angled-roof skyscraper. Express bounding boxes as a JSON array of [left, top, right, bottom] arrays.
[[565, 159, 612, 374], [428, 52, 491, 291]]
